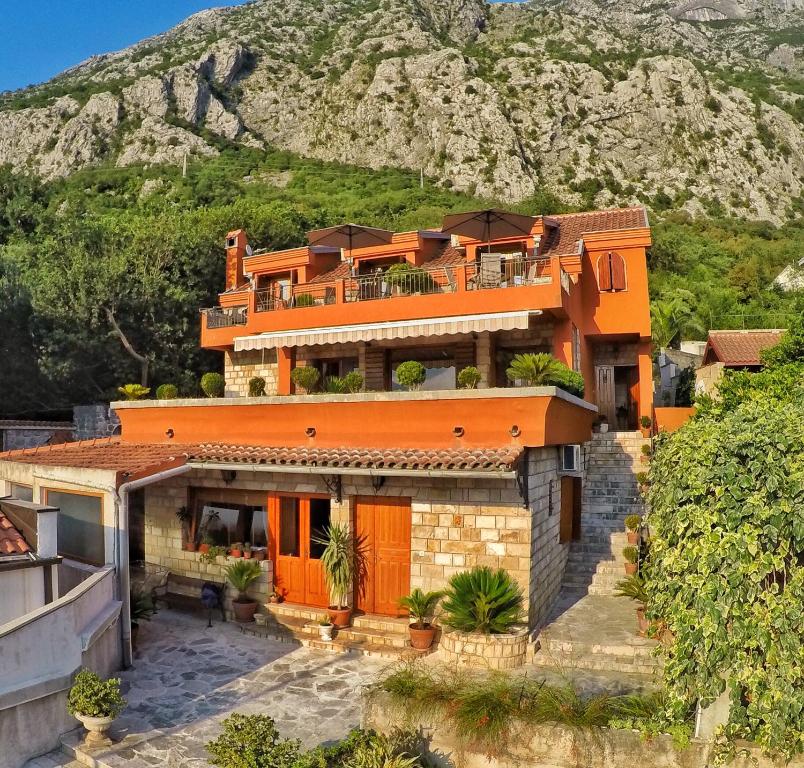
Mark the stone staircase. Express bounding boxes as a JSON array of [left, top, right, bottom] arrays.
[[531, 431, 660, 678], [240, 602, 432, 660], [562, 431, 649, 598]]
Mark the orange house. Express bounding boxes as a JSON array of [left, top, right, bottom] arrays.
[[0, 206, 653, 661]]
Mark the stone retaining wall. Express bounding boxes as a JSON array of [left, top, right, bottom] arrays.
[[439, 626, 529, 670]]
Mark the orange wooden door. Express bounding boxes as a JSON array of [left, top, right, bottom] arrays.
[[270, 495, 330, 607], [356, 497, 411, 617]]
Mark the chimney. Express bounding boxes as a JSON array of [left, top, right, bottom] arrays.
[[225, 230, 248, 290]]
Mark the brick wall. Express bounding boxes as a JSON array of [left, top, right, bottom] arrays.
[[224, 349, 279, 397], [593, 342, 638, 367]]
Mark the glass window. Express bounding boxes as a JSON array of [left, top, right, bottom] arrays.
[[47, 490, 104, 565], [10, 483, 33, 502], [308, 498, 331, 560], [249, 507, 268, 548], [197, 502, 266, 547], [279, 497, 300, 557], [391, 359, 455, 391]]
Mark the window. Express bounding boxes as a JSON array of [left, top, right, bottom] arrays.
[[279, 497, 300, 557], [312, 358, 359, 382], [198, 503, 267, 547], [46, 490, 104, 565], [561, 445, 581, 472], [572, 326, 581, 373], [10, 483, 33, 502], [308, 498, 331, 559], [597, 251, 626, 292]]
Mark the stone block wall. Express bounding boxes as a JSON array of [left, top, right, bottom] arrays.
[[224, 349, 279, 397], [593, 342, 638, 367]]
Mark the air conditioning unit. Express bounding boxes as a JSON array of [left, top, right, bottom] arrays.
[[562, 444, 581, 472]]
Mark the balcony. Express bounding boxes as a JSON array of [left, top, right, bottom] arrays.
[[202, 256, 564, 349], [112, 387, 597, 452]]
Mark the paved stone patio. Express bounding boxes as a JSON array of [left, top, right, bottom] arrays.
[[29, 608, 386, 768]]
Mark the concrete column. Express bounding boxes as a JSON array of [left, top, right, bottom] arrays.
[[637, 339, 653, 421], [36, 507, 59, 559], [277, 347, 296, 395], [476, 332, 494, 388]]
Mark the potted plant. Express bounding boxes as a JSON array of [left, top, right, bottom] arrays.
[[230, 542, 243, 558], [624, 514, 642, 545], [598, 415, 609, 433], [198, 535, 212, 555], [441, 567, 524, 634], [253, 548, 266, 562], [243, 543, 252, 560], [615, 575, 648, 635], [457, 366, 481, 389], [224, 559, 263, 623], [200, 372, 225, 398], [200, 544, 226, 564], [399, 588, 444, 650], [640, 415, 652, 438], [318, 618, 334, 642], [290, 365, 320, 394], [176, 506, 195, 551], [67, 669, 126, 747], [395, 360, 427, 391], [313, 522, 354, 627], [130, 589, 154, 649], [623, 546, 639, 575]]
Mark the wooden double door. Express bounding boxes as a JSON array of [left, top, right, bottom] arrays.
[[270, 494, 412, 617]]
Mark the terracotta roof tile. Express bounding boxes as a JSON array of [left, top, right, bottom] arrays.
[[426, 243, 467, 268], [0, 511, 31, 556], [704, 330, 785, 366], [0, 438, 522, 476], [309, 262, 350, 283], [540, 207, 648, 257], [187, 444, 522, 473]]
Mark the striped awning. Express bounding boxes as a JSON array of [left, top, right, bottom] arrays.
[[234, 310, 537, 351]]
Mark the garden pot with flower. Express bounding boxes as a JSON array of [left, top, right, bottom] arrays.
[[67, 669, 126, 748], [399, 588, 444, 650]]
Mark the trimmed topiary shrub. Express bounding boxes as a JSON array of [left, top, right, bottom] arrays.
[[395, 361, 426, 390], [343, 370, 364, 393], [248, 376, 266, 397], [200, 372, 225, 398], [290, 365, 320, 394], [155, 383, 178, 400], [441, 567, 524, 634], [457, 366, 481, 389]]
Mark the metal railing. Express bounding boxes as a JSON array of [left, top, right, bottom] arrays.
[[345, 266, 456, 303], [255, 283, 338, 313], [204, 306, 247, 328], [466, 255, 552, 290]]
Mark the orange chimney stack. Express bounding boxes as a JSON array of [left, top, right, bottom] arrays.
[[225, 230, 248, 290]]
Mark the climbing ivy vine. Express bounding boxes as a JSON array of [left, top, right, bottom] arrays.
[[645, 355, 804, 760]]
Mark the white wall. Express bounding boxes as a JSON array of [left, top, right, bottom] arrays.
[[0, 568, 44, 627]]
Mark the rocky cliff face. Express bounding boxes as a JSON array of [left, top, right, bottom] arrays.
[[0, 0, 802, 221]]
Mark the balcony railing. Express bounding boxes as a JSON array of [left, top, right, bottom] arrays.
[[247, 257, 553, 314], [203, 307, 247, 328]]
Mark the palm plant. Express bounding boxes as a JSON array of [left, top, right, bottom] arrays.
[[614, 575, 647, 603], [313, 522, 354, 609], [650, 290, 704, 350], [398, 588, 444, 629], [505, 353, 565, 386], [224, 559, 262, 602], [117, 383, 150, 401], [441, 567, 524, 634]]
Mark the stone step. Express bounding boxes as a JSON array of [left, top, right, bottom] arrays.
[[531, 649, 660, 675]]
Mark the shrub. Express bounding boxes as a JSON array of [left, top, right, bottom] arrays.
[[622, 546, 639, 564], [323, 375, 348, 393], [395, 361, 426, 390], [224, 559, 263, 602], [248, 376, 266, 397], [614, 575, 647, 603], [549, 366, 585, 397], [398, 588, 444, 629], [290, 365, 320, 394], [343, 370, 364, 393], [155, 383, 178, 400], [760, 314, 804, 367], [505, 353, 583, 395], [205, 713, 301, 768], [117, 383, 150, 401], [531, 684, 613, 728], [624, 514, 641, 531], [457, 366, 481, 389], [67, 669, 126, 718], [130, 589, 155, 625], [441, 567, 524, 634], [640, 415, 652, 429], [200, 372, 225, 398], [635, 471, 649, 485], [294, 293, 316, 307]]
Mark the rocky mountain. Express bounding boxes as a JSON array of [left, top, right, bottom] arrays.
[[0, 0, 802, 222]]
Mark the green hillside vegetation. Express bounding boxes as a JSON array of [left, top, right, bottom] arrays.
[[0, 145, 800, 417]]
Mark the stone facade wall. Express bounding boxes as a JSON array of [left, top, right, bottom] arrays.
[[0, 427, 72, 452], [224, 349, 279, 397], [73, 405, 119, 440], [141, 450, 570, 628], [593, 342, 638, 367]]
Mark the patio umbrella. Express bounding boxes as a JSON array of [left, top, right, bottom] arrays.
[[307, 223, 394, 255], [441, 209, 537, 253]]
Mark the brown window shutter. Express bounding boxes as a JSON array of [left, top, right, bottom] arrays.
[[610, 251, 626, 291], [597, 253, 612, 291]]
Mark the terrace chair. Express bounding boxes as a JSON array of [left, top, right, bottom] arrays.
[[444, 266, 457, 292], [479, 254, 502, 288]]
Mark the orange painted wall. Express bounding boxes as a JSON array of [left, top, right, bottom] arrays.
[[116, 394, 595, 451], [654, 407, 695, 433]]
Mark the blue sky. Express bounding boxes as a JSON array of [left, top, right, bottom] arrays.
[[0, 1, 251, 92]]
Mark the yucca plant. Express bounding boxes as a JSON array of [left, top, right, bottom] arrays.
[[440, 567, 524, 634], [312, 522, 354, 609], [224, 559, 262, 602], [398, 588, 444, 629], [505, 353, 565, 387], [117, 383, 150, 401]]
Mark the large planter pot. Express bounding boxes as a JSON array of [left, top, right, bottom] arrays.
[[626, 531, 640, 545], [184, 542, 197, 552], [198, 543, 210, 554], [230, 548, 243, 559], [624, 562, 638, 575], [75, 713, 115, 748], [233, 599, 258, 623], [636, 605, 649, 636], [328, 606, 351, 628], [408, 623, 437, 650], [440, 626, 529, 670]]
